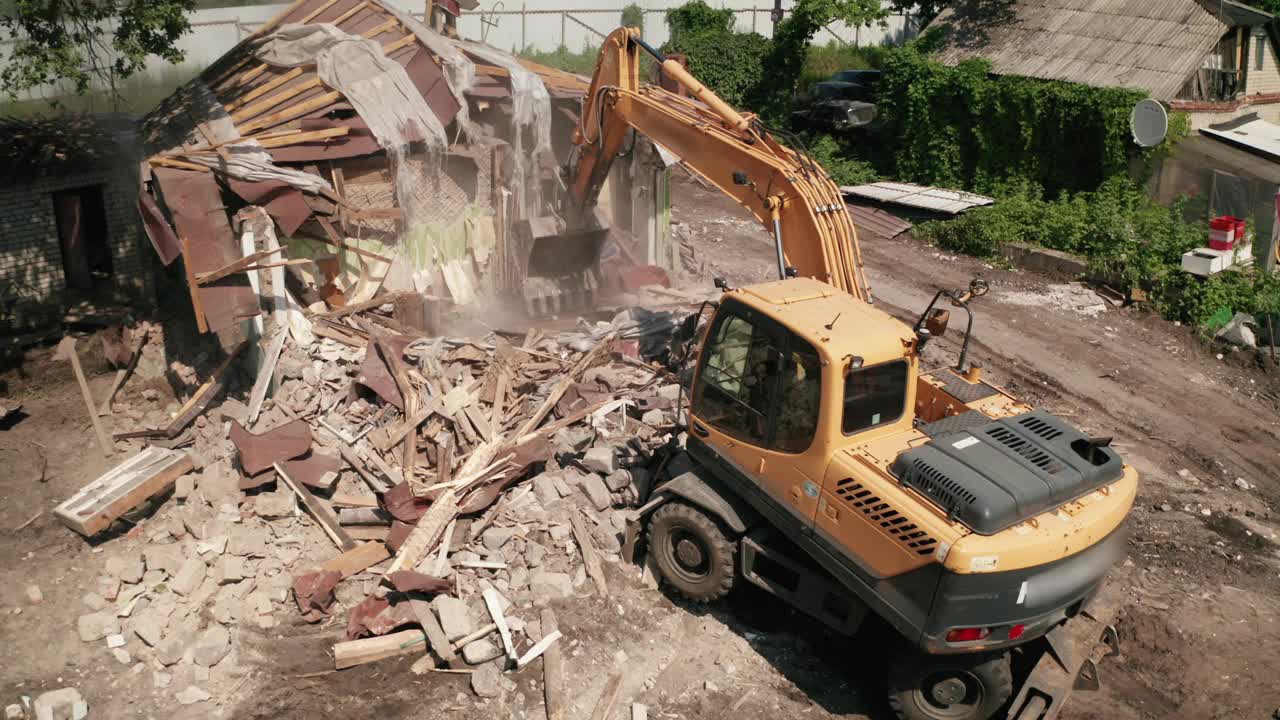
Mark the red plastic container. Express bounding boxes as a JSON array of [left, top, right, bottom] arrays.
[[1209, 215, 1238, 249]]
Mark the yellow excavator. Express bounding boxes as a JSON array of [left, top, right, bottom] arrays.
[[544, 27, 1136, 720]]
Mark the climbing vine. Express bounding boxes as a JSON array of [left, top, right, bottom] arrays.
[[875, 43, 1148, 196]]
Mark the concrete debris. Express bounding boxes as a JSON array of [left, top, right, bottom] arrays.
[[461, 638, 502, 664], [1235, 478, 1252, 491], [32, 688, 85, 720], [4, 704, 20, 720], [1215, 313, 1258, 349], [45, 291, 688, 706], [471, 662, 503, 697], [192, 624, 231, 667], [25, 584, 43, 605], [174, 686, 211, 705], [77, 611, 119, 642]]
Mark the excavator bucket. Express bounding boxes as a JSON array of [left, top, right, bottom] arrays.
[[1005, 581, 1124, 720], [517, 213, 609, 317]]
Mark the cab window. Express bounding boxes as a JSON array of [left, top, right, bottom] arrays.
[[693, 304, 821, 453], [843, 360, 907, 434], [694, 312, 775, 445]]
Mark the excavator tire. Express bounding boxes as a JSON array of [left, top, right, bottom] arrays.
[[647, 502, 736, 602], [887, 649, 1012, 720]]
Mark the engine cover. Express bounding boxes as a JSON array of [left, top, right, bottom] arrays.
[[890, 410, 1124, 535]]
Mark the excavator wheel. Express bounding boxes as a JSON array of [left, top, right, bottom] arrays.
[[647, 502, 736, 602], [887, 649, 1012, 720]]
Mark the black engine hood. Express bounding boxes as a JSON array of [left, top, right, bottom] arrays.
[[891, 411, 1124, 535]]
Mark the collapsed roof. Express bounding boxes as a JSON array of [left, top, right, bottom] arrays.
[[138, 0, 594, 337]]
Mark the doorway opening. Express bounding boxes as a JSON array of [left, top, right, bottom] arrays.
[[53, 186, 113, 292]]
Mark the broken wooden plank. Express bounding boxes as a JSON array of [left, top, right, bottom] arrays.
[[334, 628, 425, 669], [317, 541, 390, 578], [542, 608, 567, 720], [517, 338, 612, 437], [450, 622, 498, 651], [54, 337, 113, 456], [54, 447, 192, 536], [193, 247, 282, 285], [330, 492, 379, 508], [247, 329, 288, 425], [316, 425, 389, 493], [408, 598, 452, 669], [373, 395, 442, 452], [517, 630, 562, 669], [589, 671, 625, 720], [371, 330, 419, 487], [123, 343, 245, 441], [384, 488, 457, 576], [345, 526, 390, 541], [274, 462, 357, 551], [482, 587, 517, 661], [98, 327, 149, 416], [338, 507, 392, 526], [433, 519, 456, 577], [571, 507, 610, 597]]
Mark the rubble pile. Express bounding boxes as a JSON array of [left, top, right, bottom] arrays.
[[56, 297, 691, 711]]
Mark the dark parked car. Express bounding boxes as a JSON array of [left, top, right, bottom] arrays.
[[793, 70, 881, 131]]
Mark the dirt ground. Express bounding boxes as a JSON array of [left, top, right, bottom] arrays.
[[1, 175, 1278, 720]]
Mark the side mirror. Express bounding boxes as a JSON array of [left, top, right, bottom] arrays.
[[714, 277, 730, 290], [924, 308, 950, 337]]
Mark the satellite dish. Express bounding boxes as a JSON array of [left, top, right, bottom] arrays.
[[1131, 99, 1168, 147]]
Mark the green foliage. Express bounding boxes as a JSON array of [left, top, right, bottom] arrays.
[[1240, 0, 1280, 14], [804, 133, 880, 185], [518, 44, 601, 76], [888, 0, 949, 26], [798, 41, 887, 92], [661, 2, 769, 109], [875, 43, 1146, 196], [1, 0, 196, 102], [621, 3, 645, 31], [752, 0, 888, 121], [665, 0, 735, 44]]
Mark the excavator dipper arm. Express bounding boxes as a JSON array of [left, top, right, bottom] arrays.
[[566, 27, 871, 302]]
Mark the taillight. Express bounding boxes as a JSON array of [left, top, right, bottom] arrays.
[[1008, 624, 1026, 640], [945, 627, 991, 643]]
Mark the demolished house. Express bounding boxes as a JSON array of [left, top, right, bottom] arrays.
[[139, 0, 675, 344]]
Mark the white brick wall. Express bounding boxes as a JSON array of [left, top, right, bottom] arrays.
[[0, 167, 150, 331]]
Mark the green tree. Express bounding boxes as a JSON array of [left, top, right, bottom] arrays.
[[888, 0, 951, 27], [751, 0, 888, 121], [1, 0, 196, 103], [665, 0, 735, 44], [621, 3, 644, 32], [1240, 0, 1280, 14]]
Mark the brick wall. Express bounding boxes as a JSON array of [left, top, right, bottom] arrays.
[[0, 166, 149, 331]]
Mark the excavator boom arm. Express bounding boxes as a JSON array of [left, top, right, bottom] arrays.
[[567, 27, 870, 302]]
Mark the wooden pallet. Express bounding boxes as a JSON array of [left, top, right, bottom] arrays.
[[54, 447, 194, 536]]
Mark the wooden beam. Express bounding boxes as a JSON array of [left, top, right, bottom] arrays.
[[331, 492, 379, 508], [150, 156, 209, 173], [542, 608, 567, 720], [231, 77, 323, 123], [317, 541, 390, 578], [482, 587, 517, 661], [334, 629, 425, 670], [384, 488, 457, 576], [246, 329, 288, 425], [97, 327, 148, 416], [275, 462, 357, 551], [571, 507, 609, 597], [518, 339, 612, 436], [54, 448, 192, 536], [193, 247, 283, 285], [238, 90, 342, 134], [517, 630, 561, 669], [410, 598, 459, 667], [254, 126, 349, 149], [225, 67, 305, 112], [330, 0, 370, 26], [589, 671, 625, 720], [374, 396, 442, 452], [54, 337, 113, 456]]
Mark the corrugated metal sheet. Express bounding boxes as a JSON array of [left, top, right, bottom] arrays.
[[927, 0, 1231, 100], [847, 202, 914, 239], [841, 182, 995, 215], [1202, 116, 1280, 161]]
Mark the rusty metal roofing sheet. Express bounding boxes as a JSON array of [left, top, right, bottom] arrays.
[[846, 202, 914, 239], [927, 0, 1230, 100], [841, 182, 994, 215]]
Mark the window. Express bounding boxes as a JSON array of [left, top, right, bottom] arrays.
[[1257, 35, 1267, 71], [695, 312, 777, 445], [843, 361, 908, 435], [693, 304, 822, 453]]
